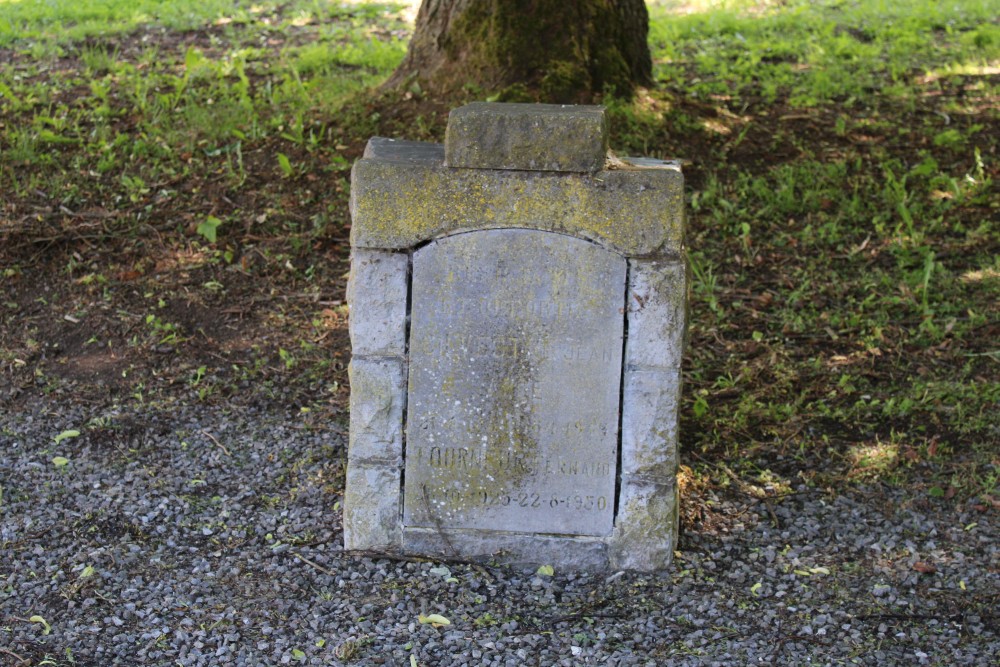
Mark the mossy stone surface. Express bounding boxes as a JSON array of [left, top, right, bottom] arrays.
[[608, 479, 679, 571], [445, 102, 608, 173], [625, 259, 689, 371], [347, 250, 409, 357], [347, 359, 406, 465], [343, 463, 402, 551], [345, 104, 687, 571], [350, 139, 684, 257], [620, 368, 680, 480], [402, 230, 624, 537]]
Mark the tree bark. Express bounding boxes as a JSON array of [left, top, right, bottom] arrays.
[[387, 0, 651, 103]]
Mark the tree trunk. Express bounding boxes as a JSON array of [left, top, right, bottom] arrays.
[[387, 0, 651, 103]]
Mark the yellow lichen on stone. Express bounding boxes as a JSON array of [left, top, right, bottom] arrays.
[[350, 158, 683, 257]]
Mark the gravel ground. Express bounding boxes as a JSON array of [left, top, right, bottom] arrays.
[[1, 403, 996, 666]]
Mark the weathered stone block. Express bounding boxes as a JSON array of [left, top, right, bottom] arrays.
[[625, 259, 688, 371], [350, 141, 684, 256], [402, 229, 624, 537], [403, 527, 609, 570], [342, 463, 402, 551], [348, 359, 406, 465], [608, 478, 679, 572], [620, 368, 680, 480], [445, 102, 608, 173], [363, 137, 444, 162], [345, 102, 688, 572], [347, 249, 409, 357]]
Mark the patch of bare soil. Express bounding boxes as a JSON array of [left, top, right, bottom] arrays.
[[0, 238, 352, 413]]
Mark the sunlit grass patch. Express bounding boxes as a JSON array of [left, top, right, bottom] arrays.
[[961, 267, 1000, 284], [0, 0, 411, 162], [0, 0, 254, 46], [648, 0, 1000, 107], [287, 34, 406, 77]]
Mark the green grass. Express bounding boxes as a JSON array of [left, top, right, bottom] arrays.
[[0, 0, 407, 193], [638, 0, 999, 499], [0, 0, 997, 503], [649, 0, 1000, 107], [0, 0, 406, 47]]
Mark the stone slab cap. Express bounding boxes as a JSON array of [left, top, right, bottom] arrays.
[[351, 138, 684, 257], [445, 102, 608, 173]]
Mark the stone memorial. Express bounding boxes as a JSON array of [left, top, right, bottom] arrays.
[[344, 102, 687, 571]]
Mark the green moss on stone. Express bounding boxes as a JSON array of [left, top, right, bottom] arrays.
[[350, 157, 684, 257]]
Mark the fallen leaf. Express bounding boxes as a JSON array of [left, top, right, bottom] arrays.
[[536, 565, 554, 577], [29, 615, 51, 635], [927, 439, 939, 458], [417, 614, 450, 627], [913, 562, 937, 574]]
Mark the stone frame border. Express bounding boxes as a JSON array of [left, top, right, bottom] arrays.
[[344, 104, 687, 572]]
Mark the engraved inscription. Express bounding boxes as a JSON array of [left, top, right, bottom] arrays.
[[413, 446, 613, 477], [402, 230, 626, 536], [425, 488, 609, 512]]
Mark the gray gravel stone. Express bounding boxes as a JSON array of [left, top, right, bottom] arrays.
[[0, 402, 996, 666]]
